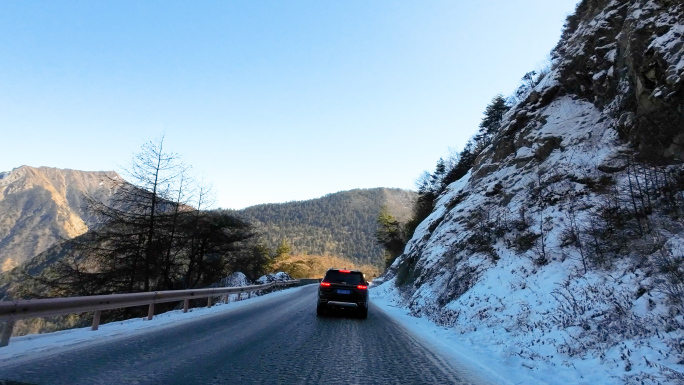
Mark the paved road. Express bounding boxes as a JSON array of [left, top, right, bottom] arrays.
[[0, 285, 483, 385]]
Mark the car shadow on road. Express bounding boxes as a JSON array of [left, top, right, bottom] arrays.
[[316, 306, 367, 320]]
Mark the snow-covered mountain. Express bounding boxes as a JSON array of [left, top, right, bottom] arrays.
[[375, 1, 684, 383], [0, 166, 120, 271]]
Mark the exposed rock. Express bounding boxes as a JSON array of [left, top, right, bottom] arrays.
[[528, 91, 541, 104], [665, 132, 684, 159], [539, 85, 561, 107], [554, 0, 684, 159], [533, 136, 563, 162], [0, 166, 120, 271], [598, 153, 630, 172]]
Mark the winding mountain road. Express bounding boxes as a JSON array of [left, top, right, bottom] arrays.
[[0, 285, 484, 385]]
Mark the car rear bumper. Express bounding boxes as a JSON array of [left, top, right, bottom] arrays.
[[325, 301, 362, 308], [318, 296, 367, 308]]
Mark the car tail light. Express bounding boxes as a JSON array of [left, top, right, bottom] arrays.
[[320, 282, 331, 287], [339, 269, 350, 273], [357, 285, 368, 290]]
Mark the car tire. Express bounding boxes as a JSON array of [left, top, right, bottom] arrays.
[[358, 307, 368, 319], [316, 304, 326, 316]]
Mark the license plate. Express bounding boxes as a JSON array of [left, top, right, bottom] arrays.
[[337, 289, 351, 295]]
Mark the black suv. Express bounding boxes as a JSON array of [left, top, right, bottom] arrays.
[[317, 269, 369, 319]]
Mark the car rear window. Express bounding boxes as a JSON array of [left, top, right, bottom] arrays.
[[324, 271, 364, 284]]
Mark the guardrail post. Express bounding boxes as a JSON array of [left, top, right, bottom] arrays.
[[248, 291, 252, 299], [207, 297, 212, 308], [183, 299, 189, 313], [1, 320, 15, 347], [92, 310, 102, 331], [147, 303, 155, 320], [222, 294, 228, 304]]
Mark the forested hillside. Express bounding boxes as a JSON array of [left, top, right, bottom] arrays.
[[232, 188, 415, 267]]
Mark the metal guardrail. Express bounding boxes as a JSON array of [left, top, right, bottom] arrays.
[[0, 279, 300, 347]]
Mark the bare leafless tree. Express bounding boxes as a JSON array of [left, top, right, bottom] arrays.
[[36, 136, 256, 300]]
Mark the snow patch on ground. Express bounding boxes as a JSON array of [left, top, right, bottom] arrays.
[[372, 281, 531, 385], [373, 282, 657, 385], [257, 271, 293, 284]]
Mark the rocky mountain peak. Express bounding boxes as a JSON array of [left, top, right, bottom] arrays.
[[0, 166, 120, 271]]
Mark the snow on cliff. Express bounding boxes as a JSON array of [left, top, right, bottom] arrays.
[[375, 1, 684, 383]]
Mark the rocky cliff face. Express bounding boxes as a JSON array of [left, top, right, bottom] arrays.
[[0, 166, 120, 271], [376, 0, 684, 382], [552, 0, 684, 160]]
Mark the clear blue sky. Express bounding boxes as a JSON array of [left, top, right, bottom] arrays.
[[0, 0, 579, 209]]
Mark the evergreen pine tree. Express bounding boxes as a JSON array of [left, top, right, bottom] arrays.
[[475, 94, 510, 145], [275, 239, 292, 259], [375, 206, 407, 267], [431, 158, 447, 190]]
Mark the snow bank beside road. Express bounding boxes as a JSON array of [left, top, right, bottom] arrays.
[[372, 283, 536, 385], [372, 282, 645, 385]]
